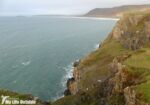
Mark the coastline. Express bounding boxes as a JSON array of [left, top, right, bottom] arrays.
[[0, 15, 116, 102], [71, 16, 120, 21], [51, 15, 120, 21], [63, 43, 101, 96], [62, 43, 100, 89]]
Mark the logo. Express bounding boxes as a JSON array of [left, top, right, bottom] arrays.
[[1, 95, 36, 105]]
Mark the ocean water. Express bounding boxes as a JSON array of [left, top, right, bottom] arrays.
[[0, 16, 116, 101]]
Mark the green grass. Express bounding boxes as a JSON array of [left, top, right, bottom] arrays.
[[77, 39, 130, 89], [79, 39, 129, 68], [0, 89, 47, 105], [136, 83, 150, 103], [124, 48, 150, 103], [125, 49, 150, 70], [53, 85, 104, 105]]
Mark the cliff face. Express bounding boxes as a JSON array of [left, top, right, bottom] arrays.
[[53, 11, 150, 105], [111, 12, 150, 49]]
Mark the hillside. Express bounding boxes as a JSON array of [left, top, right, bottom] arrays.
[[53, 11, 150, 105], [84, 4, 150, 18], [0, 89, 51, 105]]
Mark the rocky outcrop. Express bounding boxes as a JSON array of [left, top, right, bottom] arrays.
[[64, 54, 142, 105], [64, 61, 81, 96], [65, 77, 77, 95], [87, 55, 144, 105], [73, 60, 80, 67], [111, 13, 150, 50], [124, 87, 136, 105]]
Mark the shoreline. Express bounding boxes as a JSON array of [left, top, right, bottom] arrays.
[[62, 43, 100, 91], [32, 15, 120, 21], [63, 43, 101, 97], [56, 16, 120, 21], [71, 16, 120, 21], [51, 63, 74, 101]]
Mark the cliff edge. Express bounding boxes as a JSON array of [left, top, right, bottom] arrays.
[[53, 10, 150, 105]]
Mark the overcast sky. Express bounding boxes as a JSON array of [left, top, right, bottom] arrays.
[[0, 0, 150, 16]]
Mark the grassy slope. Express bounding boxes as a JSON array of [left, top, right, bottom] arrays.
[[124, 48, 150, 102], [77, 39, 131, 89], [0, 89, 49, 105], [53, 12, 150, 105]]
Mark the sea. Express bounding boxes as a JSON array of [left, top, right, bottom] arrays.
[[0, 16, 117, 101]]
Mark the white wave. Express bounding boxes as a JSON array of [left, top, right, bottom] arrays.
[[61, 63, 74, 88], [21, 61, 31, 66], [53, 63, 74, 101], [94, 44, 100, 49]]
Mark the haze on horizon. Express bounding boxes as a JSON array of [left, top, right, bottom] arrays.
[[0, 0, 150, 16]]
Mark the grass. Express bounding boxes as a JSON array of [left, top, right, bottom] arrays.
[[79, 65, 110, 89], [77, 39, 131, 89], [0, 89, 47, 105], [125, 49, 150, 69], [53, 85, 105, 105], [124, 48, 150, 103], [136, 83, 150, 103], [79, 39, 129, 68]]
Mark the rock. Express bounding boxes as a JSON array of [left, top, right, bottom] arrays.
[[65, 78, 78, 95], [97, 80, 102, 83], [111, 13, 150, 50], [110, 58, 119, 73], [73, 68, 81, 80], [64, 89, 71, 96], [73, 60, 80, 67], [124, 87, 136, 105], [66, 78, 75, 88], [99, 44, 102, 48], [64, 78, 75, 96]]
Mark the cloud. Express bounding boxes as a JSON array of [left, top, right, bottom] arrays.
[[0, 0, 150, 15]]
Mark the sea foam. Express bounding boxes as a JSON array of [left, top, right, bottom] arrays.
[[21, 61, 31, 66], [61, 63, 74, 88]]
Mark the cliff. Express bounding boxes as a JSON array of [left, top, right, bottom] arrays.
[[84, 4, 150, 18], [53, 11, 150, 105]]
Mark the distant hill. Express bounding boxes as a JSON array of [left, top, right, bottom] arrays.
[[84, 4, 150, 18]]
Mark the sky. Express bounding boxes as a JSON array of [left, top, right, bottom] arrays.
[[0, 0, 150, 16]]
